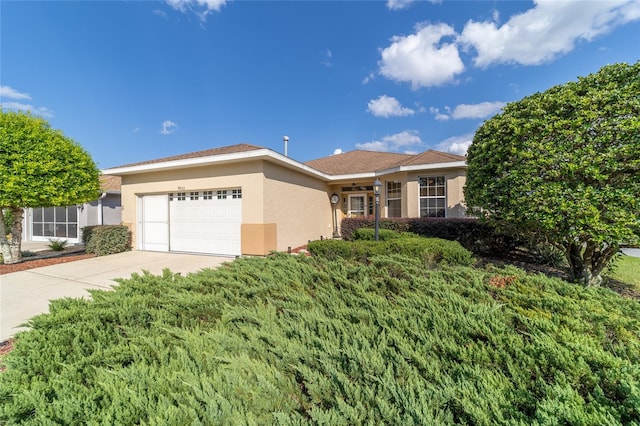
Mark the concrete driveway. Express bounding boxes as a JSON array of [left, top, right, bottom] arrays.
[[0, 251, 231, 341]]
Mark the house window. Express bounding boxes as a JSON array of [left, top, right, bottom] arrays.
[[419, 176, 446, 218], [217, 190, 227, 200], [202, 191, 213, 200], [386, 181, 402, 218], [32, 206, 78, 239], [190, 192, 199, 200], [348, 194, 366, 218], [232, 189, 242, 199]]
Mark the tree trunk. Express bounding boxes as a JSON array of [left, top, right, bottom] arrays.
[[566, 240, 618, 286], [0, 207, 24, 264]]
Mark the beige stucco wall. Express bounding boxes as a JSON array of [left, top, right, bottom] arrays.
[[120, 159, 334, 254], [120, 160, 265, 250], [262, 161, 333, 250], [118, 159, 467, 253], [406, 168, 467, 218]]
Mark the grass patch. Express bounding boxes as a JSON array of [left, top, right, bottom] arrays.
[[607, 254, 640, 291]]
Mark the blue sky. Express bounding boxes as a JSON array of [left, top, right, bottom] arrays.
[[2, 0, 639, 169]]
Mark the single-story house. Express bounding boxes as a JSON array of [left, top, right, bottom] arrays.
[[102, 144, 466, 256], [21, 175, 122, 244]]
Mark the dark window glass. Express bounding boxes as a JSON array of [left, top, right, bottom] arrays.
[[43, 207, 55, 222], [55, 207, 66, 222], [43, 223, 55, 237], [55, 223, 67, 238], [68, 207, 77, 222]]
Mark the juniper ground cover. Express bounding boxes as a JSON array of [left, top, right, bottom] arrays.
[[1, 245, 639, 424]]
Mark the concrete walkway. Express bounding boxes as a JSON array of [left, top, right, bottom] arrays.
[[0, 251, 231, 341], [622, 248, 640, 258]]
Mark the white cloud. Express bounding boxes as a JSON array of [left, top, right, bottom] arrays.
[[430, 102, 505, 120], [452, 101, 505, 119], [429, 106, 450, 121], [378, 23, 465, 89], [386, 0, 416, 10], [435, 133, 474, 156], [0, 86, 32, 100], [321, 49, 333, 67], [133, 127, 142, 133], [165, 0, 229, 20], [160, 120, 178, 135], [459, 0, 640, 67], [356, 130, 424, 153], [332, 148, 343, 155], [0, 101, 54, 118], [362, 71, 376, 85], [367, 95, 415, 118]]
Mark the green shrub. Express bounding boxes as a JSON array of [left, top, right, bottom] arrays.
[[47, 238, 68, 251], [309, 235, 473, 267], [352, 227, 409, 241], [83, 225, 130, 256], [1, 254, 639, 424], [341, 217, 518, 254]]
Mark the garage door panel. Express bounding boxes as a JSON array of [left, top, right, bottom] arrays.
[[169, 189, 241, 256], [141, 194, 169, 252]]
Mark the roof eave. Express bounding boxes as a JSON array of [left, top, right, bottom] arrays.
[[102, 149, 333, 181], [376, 160, 467, 175]]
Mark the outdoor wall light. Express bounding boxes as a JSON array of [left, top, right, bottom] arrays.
[[373, 179, 382, 241]]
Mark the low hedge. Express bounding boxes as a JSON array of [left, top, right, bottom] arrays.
[[82, 225, 130, 256], [341, 217, 518, 254], [352, 227, 410, 241], [308, 234, 473, 267]]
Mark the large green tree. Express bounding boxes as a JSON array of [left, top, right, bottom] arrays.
[[465, 62, 640, 286], [0, 110, 101, 264]]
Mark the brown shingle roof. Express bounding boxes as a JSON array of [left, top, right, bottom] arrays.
[[114, 143, 264, 168], [99, 175, 121, 192], [304, 150, 415, 175], [305, 149, 465, 175], [400, 150, 466, 166]]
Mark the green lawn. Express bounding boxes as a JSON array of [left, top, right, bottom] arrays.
[[607, 254, 640, 291]]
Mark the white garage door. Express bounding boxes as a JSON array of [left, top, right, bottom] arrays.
[[169, 189, 242, 256]]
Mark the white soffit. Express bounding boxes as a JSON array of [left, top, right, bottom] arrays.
[[102, 149, 466, 182]]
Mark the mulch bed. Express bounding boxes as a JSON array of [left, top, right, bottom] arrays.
[[0, 248, 95, 275]]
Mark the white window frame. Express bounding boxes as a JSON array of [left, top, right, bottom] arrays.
[[418, 176, 447, 218], [347, 194, 367, 218], [386, 181, 402, 218]]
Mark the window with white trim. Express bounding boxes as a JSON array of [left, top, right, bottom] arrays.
[[386, 181, 402, 218], [32, 206, 78, 239], [232, 189, 242, 199], [217, 190, 227, 200], [202, 191, 213, 200], [419, 176, 446, 218], [190, 191, 199, 200]]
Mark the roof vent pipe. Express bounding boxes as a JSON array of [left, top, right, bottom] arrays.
[[283, 135, 289, 157]]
